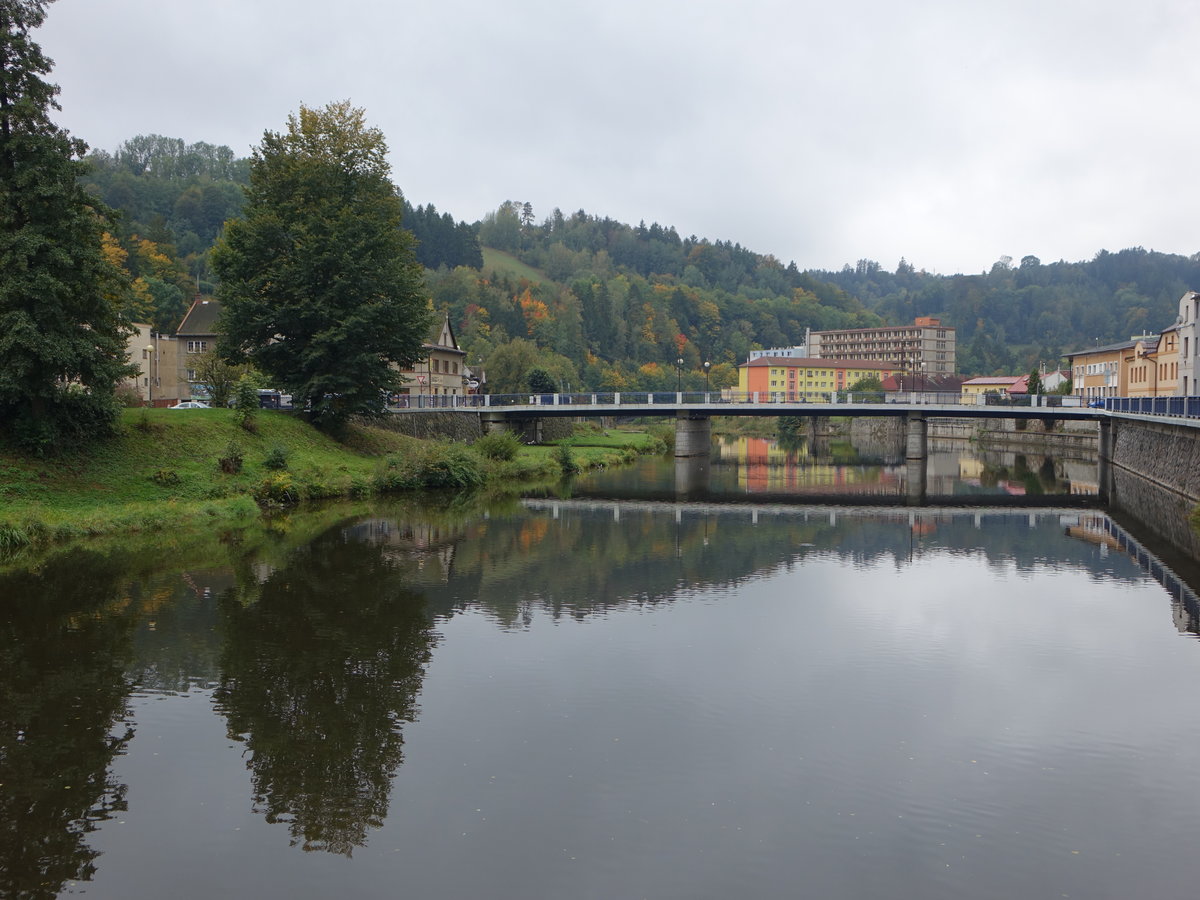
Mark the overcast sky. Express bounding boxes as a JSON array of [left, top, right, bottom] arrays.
[[34, 0, 1200, 275]]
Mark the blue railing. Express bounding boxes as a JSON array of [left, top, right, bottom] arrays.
[[1102, 395, 1200, 418], [388, 391, 1094, 411]]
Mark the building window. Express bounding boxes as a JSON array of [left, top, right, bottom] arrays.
[[186, 369, 197, 381], [186, 340, 208, 354]]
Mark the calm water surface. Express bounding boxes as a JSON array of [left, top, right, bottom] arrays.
[[3, 445, 1200, 899]]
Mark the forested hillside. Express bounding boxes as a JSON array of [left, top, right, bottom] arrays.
[[80, 137, 1200, 390], [819, 251, 1200, 374]]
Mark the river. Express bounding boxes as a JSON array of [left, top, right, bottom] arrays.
[[3, 439, 1200, 899]]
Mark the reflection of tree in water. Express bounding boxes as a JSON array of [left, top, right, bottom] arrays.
[[0, 553, 138, 898], [212, 530, 434, 855]]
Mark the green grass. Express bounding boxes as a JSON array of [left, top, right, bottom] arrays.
[[0, 410, 668, 548], [481, 247, 547, 284]]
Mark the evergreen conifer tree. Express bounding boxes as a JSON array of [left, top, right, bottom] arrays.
[[0, 0, 134, 453]]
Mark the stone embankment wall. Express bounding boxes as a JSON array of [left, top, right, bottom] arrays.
[[1111, 418, 1200, 503], [374, 411, 575, 444], [371, 411, 483, 442]]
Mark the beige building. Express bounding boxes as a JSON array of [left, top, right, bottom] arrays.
[[395, 314, 468, 404], [1124, 327, 1180, 398], [960, 375, 1025, 400], [808, 316, 956, 374], [1066, 341, 1135, 400], [124, 323, 183, 406], [176, 297, 224, 401]]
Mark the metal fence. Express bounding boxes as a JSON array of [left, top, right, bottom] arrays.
[[1102, 396, 1200, 418], [387, 391, 1090, 410]]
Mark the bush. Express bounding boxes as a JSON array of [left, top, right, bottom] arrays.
[[474, 430, 520, 461], [253, 472, 298, 505], [151, 468, 181, 486], [115, 383, 143, 408], [417, 444, 485, 490], [263, 445, 291, 470], [218, 441, 244, 474], [234, 376, 259, 432], [554, 441, 580, 476]]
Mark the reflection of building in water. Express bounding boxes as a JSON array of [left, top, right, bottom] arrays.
[[1064, 514, 1200, 636], [1064, 513, 1123, 553], [344, 518, 466, 584], [721, 437, 902, 494]]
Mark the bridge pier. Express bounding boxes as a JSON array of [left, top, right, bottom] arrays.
[[905, 411, 927, 460], [675, 413, 711, 459], [675, 455, 709, 498]]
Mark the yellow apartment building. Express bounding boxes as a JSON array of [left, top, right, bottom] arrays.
[[1066, 341, 1135, 401], [738, 357, 902, 399]]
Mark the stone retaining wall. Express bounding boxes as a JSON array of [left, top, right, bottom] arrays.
[[1111, 418, 1200, 503], [370, 411, 483, 442], [374, 410, 576, 444]]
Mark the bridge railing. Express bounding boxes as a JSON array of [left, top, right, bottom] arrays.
[[1103, 396, 1200, 418], [388, 391, 1091, 410]]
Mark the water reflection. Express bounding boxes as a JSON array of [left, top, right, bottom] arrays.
[[8, 437, 1200, 897], [0, 554, 138, 898], [211, 527, 435, 855], [576, 437, 1099, 506]]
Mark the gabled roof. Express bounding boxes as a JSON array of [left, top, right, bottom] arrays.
[[424, 314, 464, 354], [176, 298, 222, 336]]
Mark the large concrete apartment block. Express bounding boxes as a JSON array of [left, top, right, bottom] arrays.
[[808, 317, 956, 374]]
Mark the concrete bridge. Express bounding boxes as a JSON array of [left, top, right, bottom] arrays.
[[395, 390, 1106, 459], [393, 389, 1200, 513]]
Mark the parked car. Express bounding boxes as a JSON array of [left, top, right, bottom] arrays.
[[169, 400, 210, 409]]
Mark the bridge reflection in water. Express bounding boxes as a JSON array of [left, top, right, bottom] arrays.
[[521, 498, 1200, 638], [670, 452, 1100, 507]]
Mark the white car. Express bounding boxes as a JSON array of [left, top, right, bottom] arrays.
[[169, 400, 211, 409]]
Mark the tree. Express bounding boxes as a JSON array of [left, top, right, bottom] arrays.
[[212, 101, 431, 429], [527, 367, 556, 394], [190, 350, 245, 408], [0, 0, 135, 453], [1027, 369, 1044, 396]]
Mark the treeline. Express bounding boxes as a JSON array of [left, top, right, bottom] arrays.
[[820, 250, 1200, 374], [79, 135, 482, 334], [81, 139, 1200, 388], [441, 201, 880, 391]]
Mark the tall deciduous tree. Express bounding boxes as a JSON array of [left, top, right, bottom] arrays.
[[0, 0, 134, 453], [212, 101, 431, 429]]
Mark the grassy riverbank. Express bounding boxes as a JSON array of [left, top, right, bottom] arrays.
[[0, 408, 666, 549]]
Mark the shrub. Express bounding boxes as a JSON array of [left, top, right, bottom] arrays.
[[253, 472, 298, 506], [115, 383, 143, 408], [474, 430, 520, 461], [218, 441, 244, 474], [554, 441, 580, 476], [417, 443, 485, 490], [263, 445, 291, 470], [151, 468, 181, 486], [234, 376, 259, 432]]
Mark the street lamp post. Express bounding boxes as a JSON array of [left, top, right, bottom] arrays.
[[704, 360, 711, 396], [676, 357, 684, 393], [145, 343, 155, 406]]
